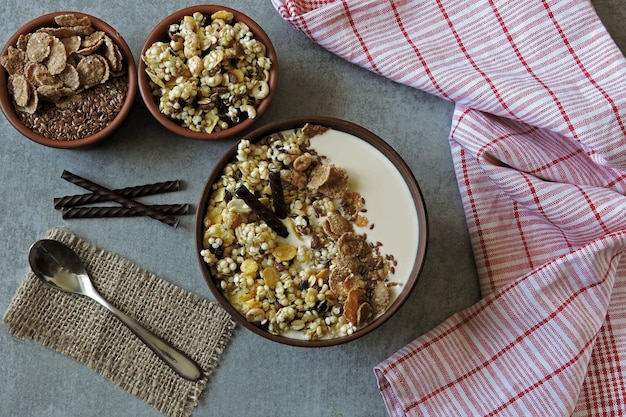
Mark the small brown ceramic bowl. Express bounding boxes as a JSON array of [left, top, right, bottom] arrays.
[[195, 116, 428, 347], [138, 5, 278, 140], [0, 12, 136, 149]]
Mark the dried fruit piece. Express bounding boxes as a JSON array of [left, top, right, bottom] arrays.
[[211, 10, 234, 21], [240, 259, 258, 275], [272, 243, 297, 262], [261, 267, 279, 289]]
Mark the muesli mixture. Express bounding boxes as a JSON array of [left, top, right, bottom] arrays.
[[200, 124, 397, 340], [142, 10, 272, 134], [1, 14, 128, 140]]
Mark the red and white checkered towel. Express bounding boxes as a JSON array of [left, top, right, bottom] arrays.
[[272, 0, 626, 415]]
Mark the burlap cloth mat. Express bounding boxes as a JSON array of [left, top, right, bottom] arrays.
[[3, 227, 236, 417]]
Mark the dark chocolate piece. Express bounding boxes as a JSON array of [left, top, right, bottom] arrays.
[[60, 170, 179, 228], [54, 180, 181, 209], [269, 169, 288, 219], [62, 204, 190, 219], [235, 183, 289, 237]]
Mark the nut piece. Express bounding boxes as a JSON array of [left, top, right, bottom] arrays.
[[227, 198, 252, 213], [245, 307, 266, 322], [293, 154, 312, 172], [251, 80, 269, 99]]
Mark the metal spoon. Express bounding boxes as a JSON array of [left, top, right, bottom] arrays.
[[28, 239, 202, 381]]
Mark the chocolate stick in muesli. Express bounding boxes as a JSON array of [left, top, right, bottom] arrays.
[[60, 170, 180, 228], [268, 169, 288, 219], [235, 183, 289, 237], [53, 180, 181, 209]]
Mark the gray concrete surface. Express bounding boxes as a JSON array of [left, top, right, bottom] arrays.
[[1, 1, 623, 416]]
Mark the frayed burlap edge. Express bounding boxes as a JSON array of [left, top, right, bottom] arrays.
[[3, 227, 236, 417]]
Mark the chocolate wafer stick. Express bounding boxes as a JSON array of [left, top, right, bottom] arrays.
[[60, 170, 180, 228], [54, 180, 181, 209], [235, 183, 289, 237], [269, 169, 288, 219], [62, 204, 190, 219]]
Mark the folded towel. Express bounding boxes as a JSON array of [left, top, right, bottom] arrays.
[[272, 0, 626, 415], [3, 227, 236, 417]]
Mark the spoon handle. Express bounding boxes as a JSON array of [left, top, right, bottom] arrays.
[[88, 291, 202, 381]]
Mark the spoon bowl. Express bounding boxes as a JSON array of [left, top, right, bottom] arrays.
[[28, 239, 202, 381], [28, 240, 93, 294]]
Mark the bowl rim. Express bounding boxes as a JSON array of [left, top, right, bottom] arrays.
[[137, 5, 279, 141], [194, 116, 429, 347], [0, 11, 137, 149]]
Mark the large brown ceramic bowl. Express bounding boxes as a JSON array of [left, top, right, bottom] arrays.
[[195, 117, 428, 347], [138, 6, 278, 140], [0, 12, 136, 149]]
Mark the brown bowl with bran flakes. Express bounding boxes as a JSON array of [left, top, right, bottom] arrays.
[[0, 12, 136, 149]]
